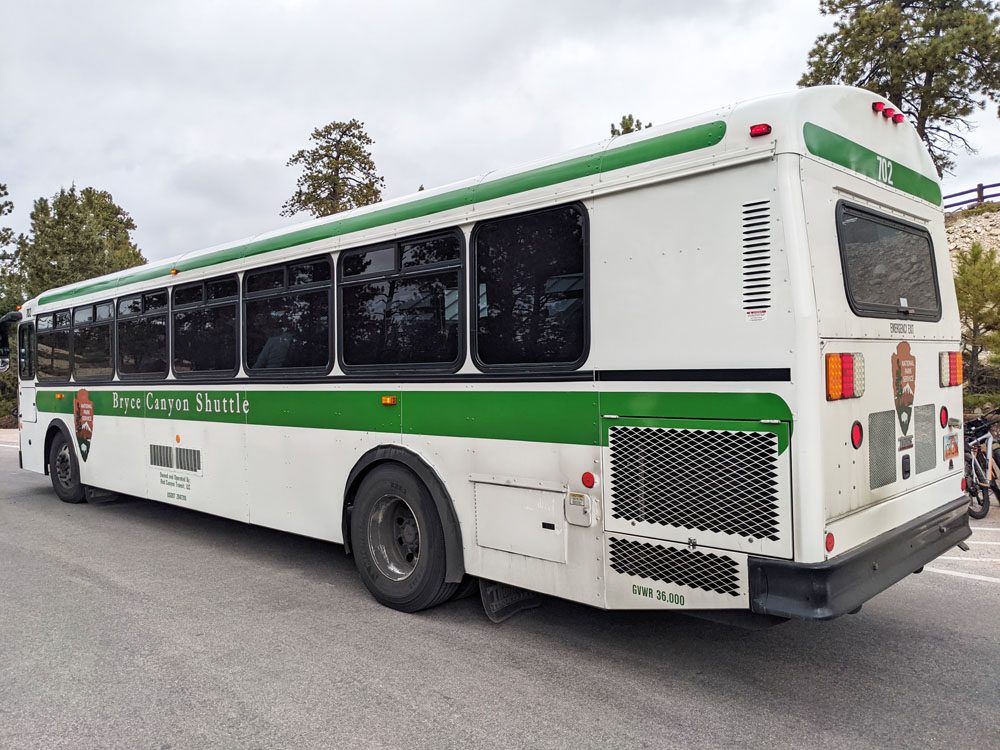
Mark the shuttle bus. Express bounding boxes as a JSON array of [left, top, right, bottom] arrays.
[[0, 86, 970, 621]]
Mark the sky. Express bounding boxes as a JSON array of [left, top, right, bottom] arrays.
[[2, 0, 998, 262]]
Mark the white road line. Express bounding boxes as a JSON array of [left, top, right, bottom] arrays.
[[968, 541, 1000, 546], [937, 556, 1000, 562], [925, 567, 1000, 584], [970, 527, 1000, 532], [0, 444, 18, 450]]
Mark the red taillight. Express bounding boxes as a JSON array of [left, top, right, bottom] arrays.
[[872, 101, 886, 113], [826, 353, 865, 400], [882, 107, 896, 119], [939, 352, 963, 386], [581, 472, 596, 489], [962, 477, 968, 492], [851, 421, 863, 449], [749, 123, 772, 138], [940, 406, 949, 429], [825, 532, 835, 553], [892, 113, 905, 124]]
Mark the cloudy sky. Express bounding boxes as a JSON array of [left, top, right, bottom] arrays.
[[2, 1, 998, 262]]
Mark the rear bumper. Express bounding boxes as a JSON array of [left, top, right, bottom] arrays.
[[747, 496, 970, 620]]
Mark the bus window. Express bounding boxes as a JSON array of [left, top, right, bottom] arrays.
[[173, 276, 239, 375], [117, 289, 168, 378], [36, 311, 71, 382], [339, 231, 463, 371], [73, 301, 114, 381], [245, 256, 331, 372], [836, 202, 941, 321], [473, 203, 588, 369], [17, 323, 34, 381]]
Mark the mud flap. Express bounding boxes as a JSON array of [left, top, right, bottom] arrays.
[[479, 579, 541, 623]]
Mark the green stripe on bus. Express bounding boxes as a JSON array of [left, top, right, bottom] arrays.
[[802, 122, 942, 205], [35, 387, 790, 450], [37, 121, 726, 306]]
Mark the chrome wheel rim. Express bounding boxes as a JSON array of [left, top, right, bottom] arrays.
[[367, 494, 420, 582], [54, 443, 73, 489]]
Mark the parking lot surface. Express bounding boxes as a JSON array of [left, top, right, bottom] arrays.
[[1, 429, 998, 749]]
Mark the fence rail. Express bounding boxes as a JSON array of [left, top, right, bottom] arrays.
[[944, 182, 1000, 210]]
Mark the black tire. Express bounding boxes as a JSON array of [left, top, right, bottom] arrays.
[[49, 432, 86, 504], [350, 464, 457, 612]]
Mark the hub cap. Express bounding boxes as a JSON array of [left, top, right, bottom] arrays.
[[367, 494, 420, 582], [54, 443, 73, 489]]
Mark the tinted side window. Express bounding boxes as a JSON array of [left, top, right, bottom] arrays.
[[173, 275, 239, 375], [117, 290, 168, 377], [73, 302, 114, 381], [473, 204, 587, 368], [339, 232, 463, 370], [245, 257, 332, 372], [36, 311, 71, 382]]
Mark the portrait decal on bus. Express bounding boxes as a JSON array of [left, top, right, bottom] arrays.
[[891, 342, 915, 435], [73, 388, 94, 462]]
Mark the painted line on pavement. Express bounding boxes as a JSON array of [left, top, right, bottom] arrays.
[[967, 541, 1000, 546], [925, 567, 1000, 584], [970, 527, 999, 532], [937, 556, 1000, 562], [0, 444, 18, 450]]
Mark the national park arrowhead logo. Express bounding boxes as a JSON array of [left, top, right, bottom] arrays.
[[73, 388, 94, 462], [891, 342, 916, 435]]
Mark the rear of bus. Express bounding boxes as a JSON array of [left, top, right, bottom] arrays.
[[748, 86, 969, 619]]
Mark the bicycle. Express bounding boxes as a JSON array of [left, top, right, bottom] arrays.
[[964, 407, 1000, 519]]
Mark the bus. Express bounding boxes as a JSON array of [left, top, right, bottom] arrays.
[[0, 85, 971, 622]]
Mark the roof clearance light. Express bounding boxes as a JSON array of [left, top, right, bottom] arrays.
[[826, 352, 865, 401], [939, 352, 963, 387], [749, 123, 772, 138], [882, 107, 896, 119], [872, 101, 886, 113], [892, 113, 905, 124]]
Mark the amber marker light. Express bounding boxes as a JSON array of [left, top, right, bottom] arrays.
[[381, 395, 398, 406], [170, 268, 179, 276], [55, 393, 65, 400]]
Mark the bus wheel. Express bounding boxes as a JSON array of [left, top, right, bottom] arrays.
[[350, 464, 457, 612], [49, 432, 86, 504]]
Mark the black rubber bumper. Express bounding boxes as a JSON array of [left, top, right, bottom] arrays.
[[748, 496, 971, 620]]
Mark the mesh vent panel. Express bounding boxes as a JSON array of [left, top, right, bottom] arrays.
[[150, 444, 173, 468], [609, 537, 740, 596], [609, 426, 780, 541], [869, 410, 897, 489], [914, 404, 936, 474], [177, 447, 201, 473], [742, 200, 771, 311]]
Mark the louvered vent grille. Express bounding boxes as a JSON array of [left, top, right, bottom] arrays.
[[609, 537, 741, 596], [869, 410, 897, 489], [608, 426, 781, 541], [176, 447, 202, 473], [742, 200, 771, 311], [150, 444, 173, 468], [914, 404, 936, 474]]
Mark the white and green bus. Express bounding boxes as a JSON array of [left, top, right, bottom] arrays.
[[0, 85, 970, 622]]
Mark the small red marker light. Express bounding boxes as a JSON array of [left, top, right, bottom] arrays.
[[939, 406, 948, 429], [749, 123, 772, 138], [581, 472, 596, 489], [851, 421, 863, 450], [882, 107, 895, 119], [872, 101, 885, 113], [962, 477, 968, 492], [892, 113, 904, 124], [825, 532, 835, 553]]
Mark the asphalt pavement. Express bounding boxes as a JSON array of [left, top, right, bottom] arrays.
[[1, 429, 998, 750]]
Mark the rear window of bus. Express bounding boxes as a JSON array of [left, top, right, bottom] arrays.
[[836, 202, 941, 322]]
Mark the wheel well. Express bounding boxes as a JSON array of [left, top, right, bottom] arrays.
[[43, 421, 70, 476], [342, 446, 465, 584]]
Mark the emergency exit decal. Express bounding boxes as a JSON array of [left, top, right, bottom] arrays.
[[891, 342, 916, 435]]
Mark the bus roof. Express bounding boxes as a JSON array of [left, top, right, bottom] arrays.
[[29, 85, 941, 310]]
